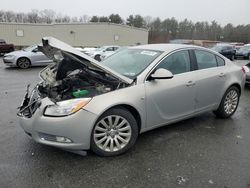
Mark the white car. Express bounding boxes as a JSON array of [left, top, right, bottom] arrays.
[[3, 45, 52, 69], [85, 46, 120, 61]]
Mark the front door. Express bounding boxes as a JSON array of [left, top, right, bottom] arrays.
[[145, 50, 196, 128]]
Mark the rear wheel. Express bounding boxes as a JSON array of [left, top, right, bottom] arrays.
[[94, 54, 101, 61], [230, 55, 235, 61], [91, 108, 138, 156], [17, 57, 31, 69], [213, 86, 240, 118]]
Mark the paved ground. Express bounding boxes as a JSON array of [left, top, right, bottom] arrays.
[[0, 58, 250, 188]]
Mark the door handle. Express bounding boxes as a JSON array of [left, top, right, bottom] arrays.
[[186, 81, 195, 87], [219, 73, 225, 77]]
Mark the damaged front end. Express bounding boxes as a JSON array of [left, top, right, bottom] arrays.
[[17, 37, 132, 118]]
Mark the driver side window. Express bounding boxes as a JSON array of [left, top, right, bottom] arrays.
[[156, 50, 191, 75]]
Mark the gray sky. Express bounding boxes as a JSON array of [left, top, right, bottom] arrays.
[[1, 0, 249, 26]]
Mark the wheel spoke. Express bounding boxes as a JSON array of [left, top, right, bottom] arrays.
[[102, 138, 110, 150], [116, 120, 126, 129], [94, 132, 106, 138], [108, 116, 113, 127], [113, 116, 120, 127], [114, 137, 121, 149], [95, 125, 106, 132], [96, 136, 107, 144], [100, 120, 109, 129], [119, 132, 131, 137], [110, 139, 114, 151], [117, 135, 128, 144], [118, 126, 130, 132]]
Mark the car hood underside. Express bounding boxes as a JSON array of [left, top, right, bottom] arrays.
[[38, 37, 133, 85]]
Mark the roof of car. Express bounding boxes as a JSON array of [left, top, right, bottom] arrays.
[[130, 43, 201, 52]]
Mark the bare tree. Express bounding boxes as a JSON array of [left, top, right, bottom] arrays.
[[79, 15, 90, 23]]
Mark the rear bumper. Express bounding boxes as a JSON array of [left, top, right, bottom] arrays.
[[235, 54, 248, 58], [246, 74, 250, 84]]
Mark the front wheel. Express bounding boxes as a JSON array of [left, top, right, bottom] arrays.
[[213, 86, 240, 118], [17, 57, 31, 69], [94, 54, 101, 62], [91, 108, 138, 156]]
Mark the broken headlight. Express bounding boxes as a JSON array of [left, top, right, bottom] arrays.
[[44, 98, 91, 117]]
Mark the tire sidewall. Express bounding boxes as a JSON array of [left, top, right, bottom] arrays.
[[90, 108, 138, 157]]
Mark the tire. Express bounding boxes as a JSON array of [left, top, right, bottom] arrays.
[[91, 108, 138, 156], [94, 54, 101, 62], [230, 55, 235, 61], [213, 86, 240, 118], [17, 57, 31, 69]]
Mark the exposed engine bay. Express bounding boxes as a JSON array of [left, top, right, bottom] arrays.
[[37, 51, 129, 102]]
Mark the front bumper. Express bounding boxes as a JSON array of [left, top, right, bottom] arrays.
[[18, 93, 98, 150], [3, 56, 16, 66]]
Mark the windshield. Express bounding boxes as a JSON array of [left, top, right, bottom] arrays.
[[101, 48, 162, 79], [239, 46, 250, 51], [95, 47, 106, 52], [23, 45, 37, 52]]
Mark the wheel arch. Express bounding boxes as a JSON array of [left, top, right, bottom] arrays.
[[94, 104, 142, 133], [16, 56, 31, 66], [228, 83, 241, 95]]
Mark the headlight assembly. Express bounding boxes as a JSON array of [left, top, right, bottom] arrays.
[[44, 98, 91, 117]]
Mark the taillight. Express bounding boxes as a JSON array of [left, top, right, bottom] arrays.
[[242, 66, 249, 74]]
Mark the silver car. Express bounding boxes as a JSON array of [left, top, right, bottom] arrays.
[[3, 45, 52, 69], [18, 37, 246, 156], [245, 62, 250, 85]]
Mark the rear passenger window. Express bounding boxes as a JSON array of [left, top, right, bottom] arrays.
[[216, 56, 225, 66], [194, 50, 217, 70]]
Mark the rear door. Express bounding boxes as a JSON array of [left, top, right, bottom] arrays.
[[192, 50, 226, 111]]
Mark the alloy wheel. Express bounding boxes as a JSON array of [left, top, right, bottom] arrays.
[[224, 89, 238, 115], [17, 58, 30, 69], [93, 115, 132, 152]]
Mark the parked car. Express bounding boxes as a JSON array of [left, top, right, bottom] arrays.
[[85, 46, 120, 61], [235, 45, 250, 60], [0, 39, 14, 55], [245, 62, 250, 85], [100, 47, 124, 61], [3, 45, 53, 69], [75, 47, 97, 54], [18, 37, 246, 156], [211, 44, 236, 60]]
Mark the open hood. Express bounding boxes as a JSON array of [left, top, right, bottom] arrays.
[[38, 37, 133, 84]]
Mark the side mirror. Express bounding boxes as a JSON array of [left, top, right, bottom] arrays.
[[150, 68, 174, 80], [32, 49, 38, 53]]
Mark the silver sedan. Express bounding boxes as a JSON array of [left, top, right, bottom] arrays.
[[3, 45, 52, 69], [18, 37, 246, 156]]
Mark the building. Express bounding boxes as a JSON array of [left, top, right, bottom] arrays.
[[0, 22, 148, 48]]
